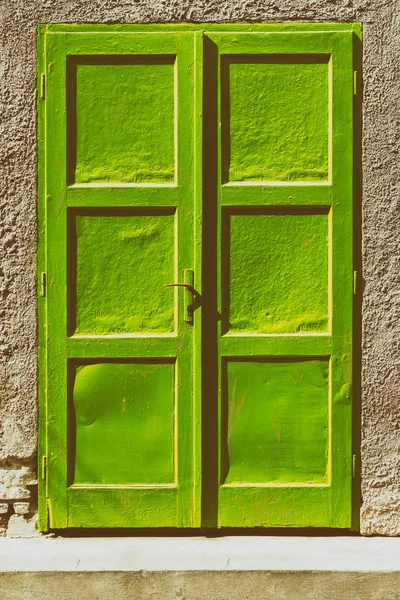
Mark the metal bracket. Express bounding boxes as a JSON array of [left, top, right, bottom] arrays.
[[41, 272, 47, 298], [41, 455, 47, 482], [40, 73, 46, 100]]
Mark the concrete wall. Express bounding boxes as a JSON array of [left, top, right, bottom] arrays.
[[3, 571, 400, 600], [0, 0, 399, 535]]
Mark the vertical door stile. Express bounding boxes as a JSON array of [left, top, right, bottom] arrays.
[[37, 25, 48, 532], [45, 32, 68, 528], [175, 32, 196, 527], [330, 31, 354, 524], [193, 30, 204, 527], [201, 31, 220, 529]]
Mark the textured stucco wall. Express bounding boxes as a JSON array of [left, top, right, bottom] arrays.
[[3, 571, 400, 600], [0, 0, 399, 535]]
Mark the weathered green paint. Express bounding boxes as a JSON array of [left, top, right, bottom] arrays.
[[38, 25, 357, 530], [223, 360, 329, 484], [41, 23, 363, 34], [73, 362, 175, 485], [73, 60, 175, 183], [37, 25, 48, 533], [73, 212, 175, 334], [227, 211, 328, 334], [225, 58, 329, 182], [211, 30, 354, 528], [41, 31, 197, 529]]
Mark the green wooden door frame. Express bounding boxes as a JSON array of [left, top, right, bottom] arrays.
[[38, 23, 361, 532]]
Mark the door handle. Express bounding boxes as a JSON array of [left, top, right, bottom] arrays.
[[164, 283, 193, 291], [165, 269, 195, 324]]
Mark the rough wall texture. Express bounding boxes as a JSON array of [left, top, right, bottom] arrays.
[[3, 571, 400, 600], [0, 0, 399, 535]]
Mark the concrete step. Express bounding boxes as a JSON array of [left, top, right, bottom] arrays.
[[0, 536, 400, 599]]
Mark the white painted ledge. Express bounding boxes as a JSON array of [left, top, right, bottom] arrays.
[[0, 537, 400, 572]]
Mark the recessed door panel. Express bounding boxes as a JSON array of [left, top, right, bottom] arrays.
[[225, 209, 329, 334], [223, 55, 329, 183], [72, 361, 176, 485], [222, 359, 329, 485], [71, 209, 176, 335], [71, 58, 175, 184]]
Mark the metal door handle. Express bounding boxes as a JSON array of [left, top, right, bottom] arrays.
[[164, 283, 194, 291], [164, 269, 195, 324]]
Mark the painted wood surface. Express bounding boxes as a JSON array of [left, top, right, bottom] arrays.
[[38, 25, 356, 530], [208, 30, 354, 528], [41, 31, 197, 528]]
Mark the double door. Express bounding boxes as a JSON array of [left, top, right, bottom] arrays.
[[39, 27, 355, 529]]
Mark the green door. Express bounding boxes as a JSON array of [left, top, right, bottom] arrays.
[[208, 31, 354, 528], [40, 31, 200, 528], [38, 25, 355, 530]]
